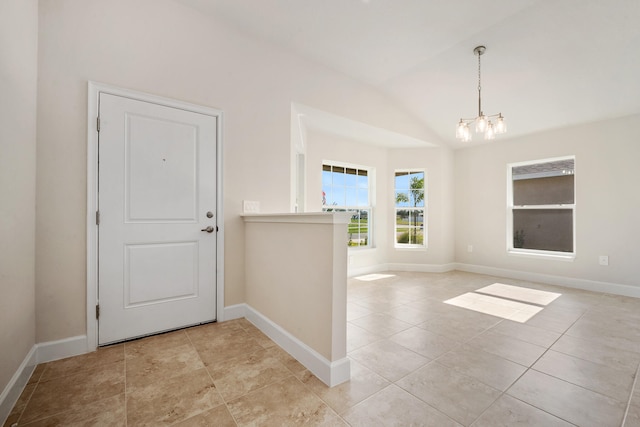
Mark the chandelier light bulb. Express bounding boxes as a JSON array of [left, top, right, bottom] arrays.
[[462, 124, 471, 142], [456, 121, 471, 141], [485, 121, 496, 140], [476, 114, 488, 132], [495, 115, 507, 134], [456, 120, 467, 139]]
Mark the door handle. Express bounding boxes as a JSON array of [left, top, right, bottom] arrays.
[[201, 226, 214, 233]]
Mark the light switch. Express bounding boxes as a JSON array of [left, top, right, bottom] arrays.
[[243, 200, 260, 213]]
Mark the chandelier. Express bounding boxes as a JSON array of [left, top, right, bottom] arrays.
[[456, 45, 506, 142]]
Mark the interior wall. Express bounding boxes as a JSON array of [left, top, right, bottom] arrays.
[[0, 0, 38, 394], [305, 132, 389, 270], [35, 0, 438, 342], [455, 114, 640, 288]]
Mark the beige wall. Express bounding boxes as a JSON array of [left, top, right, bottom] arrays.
[[35, 0, 437, 342], [455, 114, 640, 287], [244, 215, 348, 362], [0, 0, 38, 394]]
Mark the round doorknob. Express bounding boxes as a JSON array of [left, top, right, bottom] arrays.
[[201, 226, 214, 233]]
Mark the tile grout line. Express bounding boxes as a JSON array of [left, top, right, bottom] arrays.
[[522, 298, 640, 409], [198, 320, 348, 425], [12, 363, 43, 426], [185, 324, 241, 426], [123, 342, 128, 427], [621, 360, 640, 427], [345, 296, 463, 426], [290, 374, 352, 426], [385, 304, 503, 426], [394, 358, 486, 427], [466, 296, 592, 426], [507, 293, 640, 424]]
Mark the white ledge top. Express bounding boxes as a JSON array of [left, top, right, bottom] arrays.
[[241, 212, 351, 224]]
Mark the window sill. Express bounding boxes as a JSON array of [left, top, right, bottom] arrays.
[[507, 249, 575, 262]]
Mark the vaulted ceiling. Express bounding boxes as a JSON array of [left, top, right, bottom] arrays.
[[176, 0, 640, 148]]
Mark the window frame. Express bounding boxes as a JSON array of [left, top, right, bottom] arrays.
[[394, 169, 427, 249], [321, 161, 374, 249], [506, 156, 576, 260]]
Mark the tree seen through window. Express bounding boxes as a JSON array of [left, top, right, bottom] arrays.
[[395, 171, 426, 247]]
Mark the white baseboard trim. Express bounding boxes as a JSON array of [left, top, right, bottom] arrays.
[[36, 335, 88, 365], [0, 345, 37, 425], [348, 261, 640, 298], [455, 263, 640, 298], [227, 303, 350, 387], [1, 335, 91, 425], [388, 262, 457, 274], [348, 264, 389, 277], [222, 303, 247, 321], [348, 262, 458, 277]]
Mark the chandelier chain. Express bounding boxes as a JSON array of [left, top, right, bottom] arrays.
[[477, 50, 482, 116]]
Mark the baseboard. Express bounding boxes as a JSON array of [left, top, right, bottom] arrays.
[[349, 261, 640, 297], [455, 263, 640, 298], [0, 346, 37, 425], [387, 262, 457, 274], [231, 304, 349, 387], [348, 263, 389, 277], [1, 334, 92, 424], [36, 335, 88, 365], [222, 303, 247, 321], [348, 262, 458, 277]]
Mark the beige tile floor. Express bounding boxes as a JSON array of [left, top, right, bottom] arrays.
[[6, 271, 640, 426]]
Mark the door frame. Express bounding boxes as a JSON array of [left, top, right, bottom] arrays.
[[86, 81, 225, 350]]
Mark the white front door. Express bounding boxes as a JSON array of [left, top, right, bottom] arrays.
[[98, 93, 217, 345]]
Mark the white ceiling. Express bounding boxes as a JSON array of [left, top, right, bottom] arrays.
[[176, 0, 640, 148]]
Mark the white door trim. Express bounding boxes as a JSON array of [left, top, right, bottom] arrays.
[[86, 81, 225, 350]]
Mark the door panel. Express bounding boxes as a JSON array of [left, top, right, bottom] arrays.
[[126, 114, 198, 222], [124, 242, 198, 307], [98, 93, 217, 345]]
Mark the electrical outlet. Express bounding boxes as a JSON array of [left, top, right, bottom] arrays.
[[467, 245, 473, 253], [599, 255, 609, 266], [243, 200, 260, 214]]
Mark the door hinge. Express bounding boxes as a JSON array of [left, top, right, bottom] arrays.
[[95, 304, 100, 319], [96, 117, 100, 132], [96, 210, 100, 225]]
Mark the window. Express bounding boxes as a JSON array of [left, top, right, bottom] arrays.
[[322, 163, 371, 247], [508, 157, 575, 257], [394, 170, 426, 247]]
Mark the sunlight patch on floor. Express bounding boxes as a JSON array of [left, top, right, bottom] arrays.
[[475, 283, 561, 305], [354, 273, 396, 281], [444, 283, 561, 323]]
